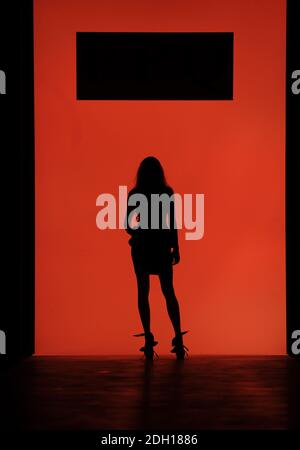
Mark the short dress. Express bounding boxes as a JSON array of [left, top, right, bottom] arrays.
[[126, 188, 178, 275], [129, 231, 174, 275]]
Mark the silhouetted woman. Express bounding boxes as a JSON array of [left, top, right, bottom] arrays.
[[126, 156, 188, 360]]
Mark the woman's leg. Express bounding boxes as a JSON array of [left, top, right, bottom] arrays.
[[159, 269, 181, 335], [135, 271, 151, 334]]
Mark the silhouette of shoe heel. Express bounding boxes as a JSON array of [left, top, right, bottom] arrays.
[[133, 332, 159, 360], [170, 330, 189, 359]]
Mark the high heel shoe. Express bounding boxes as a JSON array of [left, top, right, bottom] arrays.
[[170, 330, 189, 359], [133, 332, 159, 360]]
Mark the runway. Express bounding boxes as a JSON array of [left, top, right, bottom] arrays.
[[1, 356, 299, 430]]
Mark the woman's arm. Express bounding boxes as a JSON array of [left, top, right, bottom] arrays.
[[124, 190, 140, 237], [169, 191, 180, 264]]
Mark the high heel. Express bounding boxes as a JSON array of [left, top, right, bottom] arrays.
[[133, 332, 159, 360], [170, 330, 189, 359]]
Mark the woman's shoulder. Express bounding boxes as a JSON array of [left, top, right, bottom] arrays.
[[128, 187, 138, 197], [164, 186, 174, 196], [128, 186, 174, 196]]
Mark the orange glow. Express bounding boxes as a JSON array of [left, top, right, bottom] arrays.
[[34, 0, 286, 355]]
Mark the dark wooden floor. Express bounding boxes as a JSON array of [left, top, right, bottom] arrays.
[[1, 356, 300, 430]]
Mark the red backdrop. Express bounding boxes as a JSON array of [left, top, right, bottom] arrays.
[[34, 0, 286, 355]]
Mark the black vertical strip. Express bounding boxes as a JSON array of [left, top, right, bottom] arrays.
[[0, 3, 21, 362], [0, 0, 34, 364], [19, 0, 35, 358], [286, 0, 300, 358]]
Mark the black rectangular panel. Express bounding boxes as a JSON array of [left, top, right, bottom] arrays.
[[76, 32, 233, 100], [286, 0, 300, 358], [0, 0, 34, 362]]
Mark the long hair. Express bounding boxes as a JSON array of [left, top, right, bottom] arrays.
[[134, 156, 170, 192]]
